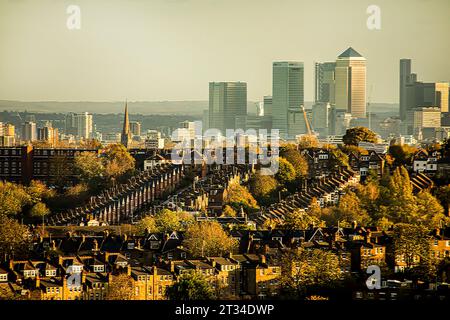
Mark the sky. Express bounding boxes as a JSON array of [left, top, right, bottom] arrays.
[[0, 0, 449, 103]]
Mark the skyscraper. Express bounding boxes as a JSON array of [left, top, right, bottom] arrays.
[[121, 102, 131, 148], [209, 82, 247, 133], [130, 121, 141, 137], [315, 62, 336, 104], [312, 102, 331, 136], [272, 62, 304, 138], [21, 121, 37, 142], [335, 47, 366, 118], [76, 112, 93, 140], [400, 59, 415, 121], [263, 95, 273, 117]]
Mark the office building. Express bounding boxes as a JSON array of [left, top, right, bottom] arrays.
[[312, 102, 331, 136], [315, 62, 336, 104], [37, 125, 59, 146], [272, 62, 304, 138], [263, 95, 273, 117], [335, 47, 366, 118], [76, 112, 93, 140], [130, 121, 141, 137], [21, 121, 37, 142], [209, 82, 247, 133], [413, 107, 441, 136]]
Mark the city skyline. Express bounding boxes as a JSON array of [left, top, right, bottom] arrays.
[[0, 0, 449, 103]]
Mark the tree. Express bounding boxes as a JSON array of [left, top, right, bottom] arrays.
[[330, 148, 349, 168], [275, 157, 296, 185], [103, 144, 135, 181], [248, 173, 279, 206], [0, 215, 31, 261], [27, 180, 55, 204], [392, 223, 432, 271], [29, 202, 50, 218], [0, 181, 31, 216], [184, 221, 237, 257], [436, 185, 450, 215], [297, 136, 319, 149], [343, 127, 378, 146], [154, 209, 181, 233], [166, 271, 214, 300], [135, 216, 158, 235], [222, 205, 237, 217], [388, 144, 418, 167], [225, 183, 259, 212], [414, 191, 448, 229], [74, 152, 105, 182], [325, 191, 371, 227], [280, 248, 341, 298], [282, 209, 323, 230], [280, 146, 309, 179], [106, 273, 135, 300]]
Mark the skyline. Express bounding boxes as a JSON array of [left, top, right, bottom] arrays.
[[0, 0, 449, 103]]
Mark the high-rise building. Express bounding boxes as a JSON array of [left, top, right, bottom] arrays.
[[209, 82, 247, 133], [121, 103, 131, 148], [287, 106, 309, 138], [21, 121, 37, 142], [76, 112, 93, 140], [3, 123, 15, 137], [413, 107, 441, 139], [130, 121, 141, 137], [272, 62, 304, 138], [335, 47, 366, 118], [263, 95, 273, 117], [315, 62, 336, 104], [312, 102, 331, 136], [400, 59, 415, 121], [37, 125, 59, 146]]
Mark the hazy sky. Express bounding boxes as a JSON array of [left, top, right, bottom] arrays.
[[0, 0, 449, 103]]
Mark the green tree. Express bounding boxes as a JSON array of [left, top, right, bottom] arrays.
[[225, 183, 259, 212], [222, 205, 237, 217], [280, 248, 341, 299], [280, 145, 309, 178], [343, 127, 378, 146], [436, 185, 450, 215], [0, 181, 31, 216], [103, 144, 136, 181], [248, 173, 279, 206], [276, 157, 296, 185], [106, 273, 135, 300], [135, 216, 158, 235], [184, 221, 237, 257], [327, 191, 371, 227], [155, 209, 182, 233], [166, 271, 214, 300], [0, 215, 31, 261], [282, 209, 323, 230]]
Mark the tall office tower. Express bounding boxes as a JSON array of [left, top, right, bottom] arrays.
[[130, 121, 141, 137], [76, 112, 93, 140], [272, 62, 304, 138], [315, 62, 336, 104], [21, 121, 37, 141], [287, 106, 309, 138], [3, 123, 15, 136], [65, 113, 78, 135], [121, 103, 131, 148], [209, 82, 247, 133], [335, 47, 366, 118], [263, 95, 273, 117], [415, 82, 449, 113], [38, 125, 59, 146], [413, 107, 441, 139], [400, 59, 416, 120], [312, 102, 331, 136], [257, 102, 264, 116], [202, 110, 210, 131]]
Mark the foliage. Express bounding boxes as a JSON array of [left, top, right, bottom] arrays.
[[275, 157, 296, 185], [154, 209, 182, 233], [29, 202, 50, 218], [343, 127, 378, 146], [0, 181, 31, 216], [222, 205, 237, 217], [280, 248, 342, 298], [388, 144, 418, 167], [330, 148, 349, 168], [135, 216, 158, 235], [0, 215, 31, 261], [166, 271, 214, 300], [297, 136, 319, 149], [280, 145, 309, 179], [184, 221, 237, 257], [282, 209, 323, 230], [248, 173, 279, 206], [106, 273, 135, 300], [225, 183, 259, 212]]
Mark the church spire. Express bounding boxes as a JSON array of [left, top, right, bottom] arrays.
[[121, 100, 131, 148]]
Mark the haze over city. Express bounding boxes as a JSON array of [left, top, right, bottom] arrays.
[[0, 0, 449, 103]]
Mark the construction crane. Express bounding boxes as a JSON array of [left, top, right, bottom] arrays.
[[301, 105, 313, 136]]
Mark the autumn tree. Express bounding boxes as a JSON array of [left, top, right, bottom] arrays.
[[436, 185, 450, 216], [280, 145, 309, 179], [324, 191, 371, 227], [388, 144, 418, 167], [280, 248, 342, 299], [154, 209, 182, 233], [135, 216, 158, 235], [106, 273, 135, 300], [184, 221, 237, 257], [0, 215, 31, 261], [222, 205, 237, 217], [282, 209, 323, 230], [248, 173, 279, 206], [225, 183, 259, 212], [343, 127, 378, 146], [103, 144, 136, 182], [166, 271, 214, 300], [0, 181, 31, 216], [275, 157, 296, 185], [392, 223, 434, 279]]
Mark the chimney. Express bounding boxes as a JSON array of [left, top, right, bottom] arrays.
[[365, 231, 372, 243], [35, 274, 40, 288], [127, 265, 131, 276], [259, 254, 266, 265], [82, 272, 86, 284], [170, 261, 175, 273]]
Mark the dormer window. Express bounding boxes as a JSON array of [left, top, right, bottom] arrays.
[[46, 270, 56, 277], [23, 270, 36, 278], [93, 265, 104, 272]]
